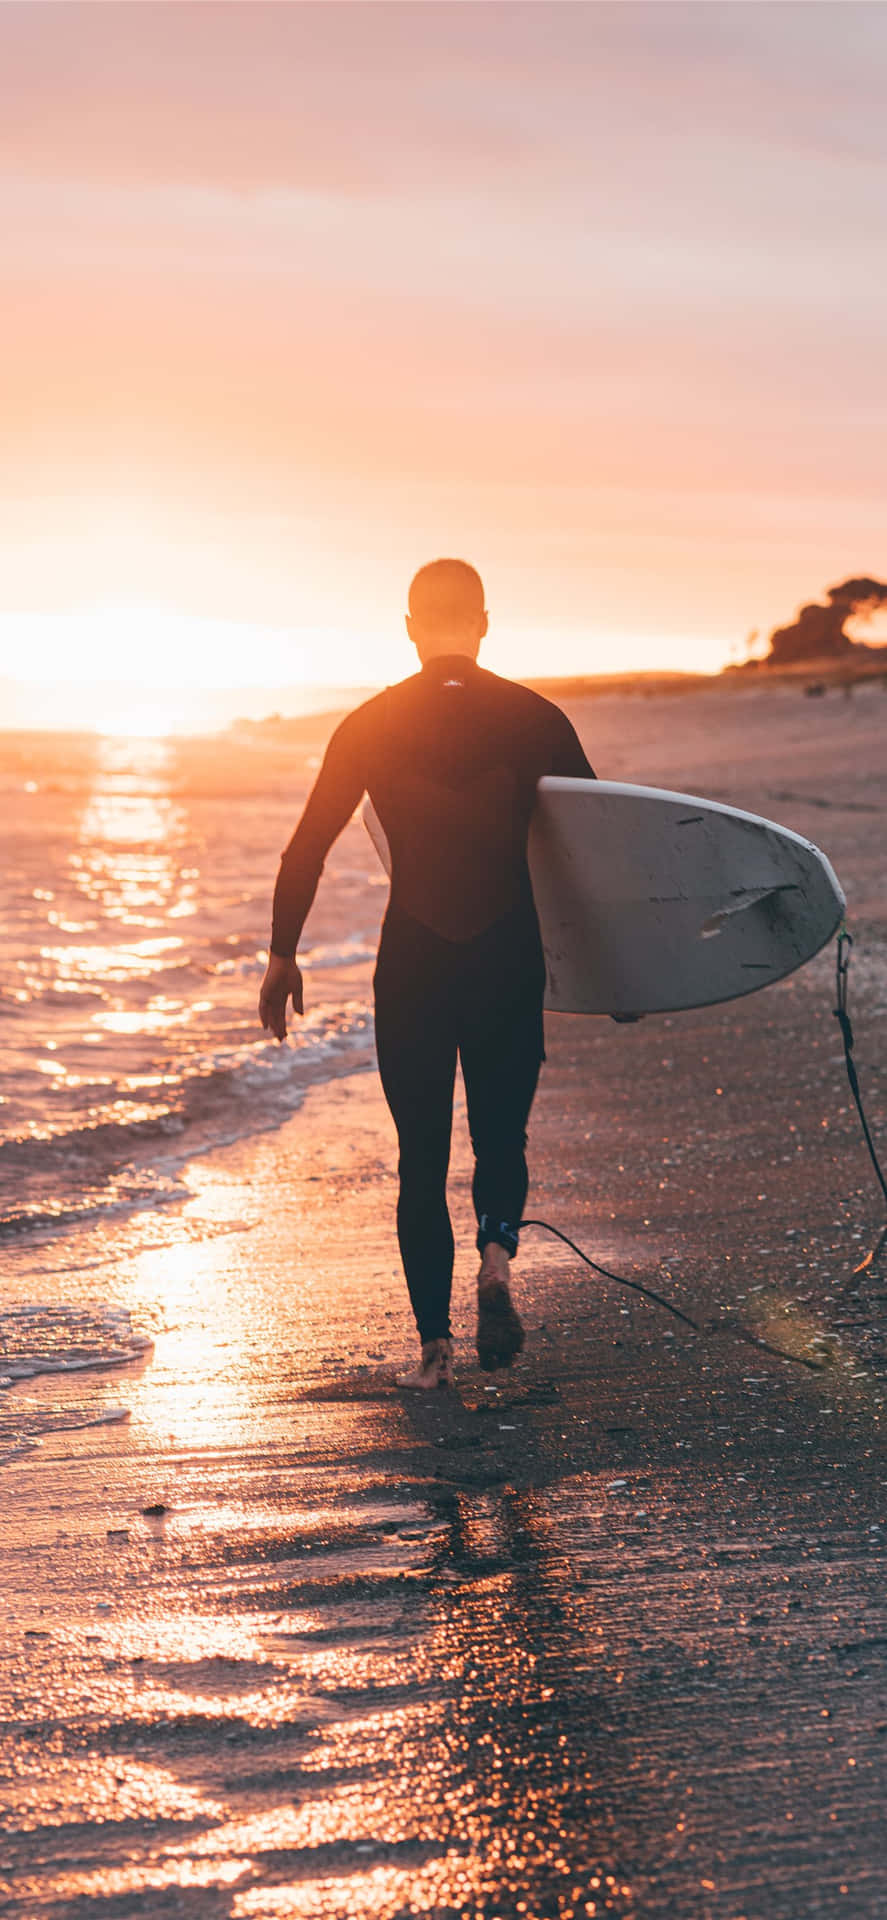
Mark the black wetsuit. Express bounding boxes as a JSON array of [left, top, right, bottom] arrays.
[[270, 655, 594, 1341]]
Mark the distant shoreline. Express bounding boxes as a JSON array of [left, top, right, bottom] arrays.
[[528, 651, 887, 701], [229, 653, 887, 736], [3, 653, 885, 745]]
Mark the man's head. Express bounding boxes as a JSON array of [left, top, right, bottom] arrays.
[[406, 558, 488, 663]]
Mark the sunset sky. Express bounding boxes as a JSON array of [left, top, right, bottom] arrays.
[[2, 1, 886, 728]]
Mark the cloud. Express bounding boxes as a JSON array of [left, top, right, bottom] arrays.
[[3, 2, 887, 197]]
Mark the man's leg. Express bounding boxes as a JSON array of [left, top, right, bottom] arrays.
[[460, 987, 544, 1369], [374, 957, 458, 1353], [461, 989, 544, 1256]]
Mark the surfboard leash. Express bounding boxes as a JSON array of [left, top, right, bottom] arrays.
[[517, 1217, 842, 1371], [516, 930, 886, 1350], [833, 929, 887, 1211], [517, 1218, 701, 1330]]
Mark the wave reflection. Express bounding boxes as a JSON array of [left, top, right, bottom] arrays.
[[71, 736, 191, 932]]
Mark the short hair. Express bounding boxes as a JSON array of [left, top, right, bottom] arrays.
[[408, 558, 485, 628]]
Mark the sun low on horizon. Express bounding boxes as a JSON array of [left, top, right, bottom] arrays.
[[2, 3, 886, 734], [0, 599, 738, 738]]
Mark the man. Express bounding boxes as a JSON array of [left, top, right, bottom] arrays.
[[259, 559, 594, 1389]]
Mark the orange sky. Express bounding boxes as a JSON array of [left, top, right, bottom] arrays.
[[2, 2, 886, 723]]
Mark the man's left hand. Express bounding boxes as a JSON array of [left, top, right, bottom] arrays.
[[258, 954, 304, 1041]]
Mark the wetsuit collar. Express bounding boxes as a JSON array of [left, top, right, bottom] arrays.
[[420, 653, 479, 685]]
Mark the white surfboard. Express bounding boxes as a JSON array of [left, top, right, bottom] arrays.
[[362, 778, 845, 1016]]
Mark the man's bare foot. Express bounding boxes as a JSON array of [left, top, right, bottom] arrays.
[[478, 1241, 511, 1294], [396, 1336, 455, 1391], [477, 1245, 525, 1372]]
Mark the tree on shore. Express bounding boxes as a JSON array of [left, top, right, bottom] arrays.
[[765, 577, 887, 666]]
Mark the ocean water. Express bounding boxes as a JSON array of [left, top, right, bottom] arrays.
[[1, 721, 384, 1413]]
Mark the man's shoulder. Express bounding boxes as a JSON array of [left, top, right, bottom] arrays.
[[475, 666, 572, 731], [352, 673, 424, 717], [329, 683, 401, 741]]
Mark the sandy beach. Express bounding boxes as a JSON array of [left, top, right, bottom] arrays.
[[2, 681, 886, 1919]]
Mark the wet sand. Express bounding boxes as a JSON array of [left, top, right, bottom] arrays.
[[2, 681, 886, 1919]]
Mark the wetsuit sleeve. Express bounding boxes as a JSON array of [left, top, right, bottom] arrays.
[[270, 709, 369, 957], [546, 706, 596, 779]]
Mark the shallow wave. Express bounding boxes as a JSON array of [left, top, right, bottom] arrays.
[[0, 1301, 152, 1462], [0, 1301, 153, 1385], [0, 1404, 132, 1465], [0, 1003, 375, 1239], [300, 938, 379, 971], [0, 1168, 191, 1240]]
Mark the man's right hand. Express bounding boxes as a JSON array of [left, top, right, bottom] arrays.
[[258, 954, 304, 1041]]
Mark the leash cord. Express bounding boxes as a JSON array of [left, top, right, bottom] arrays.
[[517, 1217, 700, 1330], [518, 930, 886, 1348], [833, 930, 887, 1210]]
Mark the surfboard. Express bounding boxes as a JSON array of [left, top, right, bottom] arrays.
[[362, 778, 845, 1017]]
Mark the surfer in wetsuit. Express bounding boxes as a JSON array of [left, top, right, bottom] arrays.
[[259, 560, 594, 1388]]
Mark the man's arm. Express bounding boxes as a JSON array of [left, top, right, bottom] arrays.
[[259, 709, 368, 1039]]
